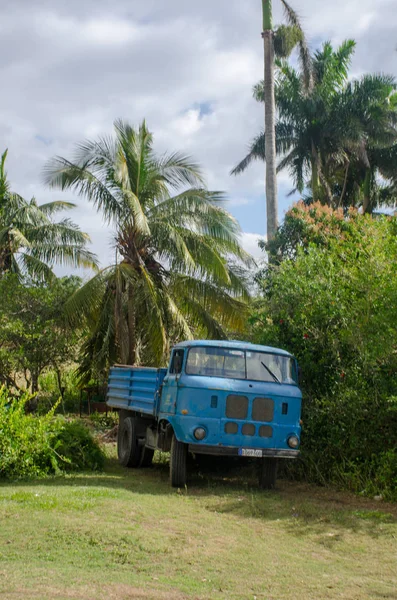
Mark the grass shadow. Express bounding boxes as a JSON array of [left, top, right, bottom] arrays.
[[1, 451, 396, 541]]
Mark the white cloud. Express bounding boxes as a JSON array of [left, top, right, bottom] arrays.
[[240, 233, 266, 261], [171, 109, 203, 137], [1, 0, 396, 273]]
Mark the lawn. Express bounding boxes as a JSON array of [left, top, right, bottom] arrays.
[[0, 449, 396, 600]]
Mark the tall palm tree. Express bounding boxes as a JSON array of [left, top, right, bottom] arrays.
[[233, 41, 397, 212], [0, 149, 97, 280], [260, 0, 311, 240], [262, 0, 278, 241], [44, 120, 252, 379]]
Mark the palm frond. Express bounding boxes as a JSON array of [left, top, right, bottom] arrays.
[[279, 0, 312, 91], [18, 253, 56, 282], [38, 201, 77, 215], [43, 157, 122, 225], [156, 151, 205, 188]]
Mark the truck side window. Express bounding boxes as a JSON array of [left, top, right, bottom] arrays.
[[170, 349, 184, 375]]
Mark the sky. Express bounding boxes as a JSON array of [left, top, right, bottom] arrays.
[[1, 0, 396, 271]]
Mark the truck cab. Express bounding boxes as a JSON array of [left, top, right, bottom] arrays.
[[107, 340, 302, 489]]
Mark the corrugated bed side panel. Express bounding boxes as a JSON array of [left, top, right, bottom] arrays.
[[107, 367, 159, 415]]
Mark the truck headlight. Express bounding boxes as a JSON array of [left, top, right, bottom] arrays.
[[194, 427, 206, 441], [287, 435, 299, 449]]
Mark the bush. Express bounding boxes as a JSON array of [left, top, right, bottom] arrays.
[[287, 392, 397, 501], [252, 207, 397, 499], [0, 387, 105, 479], [53, 420, 105, 472]]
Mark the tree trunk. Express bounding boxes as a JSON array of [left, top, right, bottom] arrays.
[[262, 0, 278, 241], [311, 157, 320, 201], [362, 169, 372, 214], [127, 284, 137, 366], [32, 372, 39, 394], [56, 367, 66, 414], [26, 372, 39, 413]]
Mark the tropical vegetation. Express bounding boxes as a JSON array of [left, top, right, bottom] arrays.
[[0, 274, 83, 395], [1, 16, 397, 502], [43, 120, 252, 381], [233, 39, 397, 213], [0, 149, 97, 280], [0, 386, 104, 479], [251, 202, 397, 500]]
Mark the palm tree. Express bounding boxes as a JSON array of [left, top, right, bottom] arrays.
[[342, 75, 397, 212], [261, 0, 278, 241], [233, 40, 397, 212], [0, 149, 97, 280], [260, 0, 311, 240], [44, 120, 252, 379]]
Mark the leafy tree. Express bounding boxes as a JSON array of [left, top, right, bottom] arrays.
[[233, 41, 397, 213], [251, 204, 397, 498], [0, 149, 97, 280], [264, 200, 356, 261], [0, 275, 83, 395], [44, 120, 252, 380]]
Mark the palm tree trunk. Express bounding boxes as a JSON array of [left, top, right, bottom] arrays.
[[127, 284, 137, 365], [311, 140, 321, 202], [362, 169, 371, 214], [311, 157, 320, 201], [262, 0, 278, 240]]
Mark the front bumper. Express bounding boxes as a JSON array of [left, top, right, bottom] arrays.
[[188, 444, 299, 459]]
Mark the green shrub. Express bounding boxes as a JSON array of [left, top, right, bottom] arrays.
[[0, 387, 105, 479], [53, 420, 105, 472], [252, 207, 397, 499]]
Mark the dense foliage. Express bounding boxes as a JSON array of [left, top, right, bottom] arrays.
[[0, 387, 104, 479], [0, 275, 83, 396], [252, 203, 397, 499]]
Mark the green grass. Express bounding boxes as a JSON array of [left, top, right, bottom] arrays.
[[0, 448, 396, 600]]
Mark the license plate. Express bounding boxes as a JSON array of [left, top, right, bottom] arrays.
[[238, 448, 263, 457]]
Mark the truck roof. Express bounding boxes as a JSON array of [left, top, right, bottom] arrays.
[[173, 339, 294, 358]]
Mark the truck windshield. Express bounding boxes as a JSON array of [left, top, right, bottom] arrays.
[[186, 347, 298, 384]]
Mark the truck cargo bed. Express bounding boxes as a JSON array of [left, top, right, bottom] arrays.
[[107, 366, 167, 415]]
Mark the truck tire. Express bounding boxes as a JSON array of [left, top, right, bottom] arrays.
[[117, 416, 142, 468], [140, 447, 155, 468], [170, 435, 187, 488], [258, 457, 278, 490]]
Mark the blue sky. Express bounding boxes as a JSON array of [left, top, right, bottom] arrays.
[[1, 0, 396, 268]]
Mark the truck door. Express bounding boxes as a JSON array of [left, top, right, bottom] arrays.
[[160, 349, 184, 415]]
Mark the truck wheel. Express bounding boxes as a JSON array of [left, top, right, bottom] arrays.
[[170, 435, 187, 488], [117, 416, 142, 468], [258, 458, 278, 490], [140, 447, 155, 468]]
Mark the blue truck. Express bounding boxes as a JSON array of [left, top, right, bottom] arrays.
[[107, 340, 302, 489]]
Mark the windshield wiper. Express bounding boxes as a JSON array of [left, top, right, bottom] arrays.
[[261, 361, 281, 384]]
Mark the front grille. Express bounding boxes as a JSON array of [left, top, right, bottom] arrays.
[[242, 423, 255, 436], [259, 425, 273, 438], [252, 397, 274, 422], [224, 422, 238, 434], [226, 395, 248, 419]]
